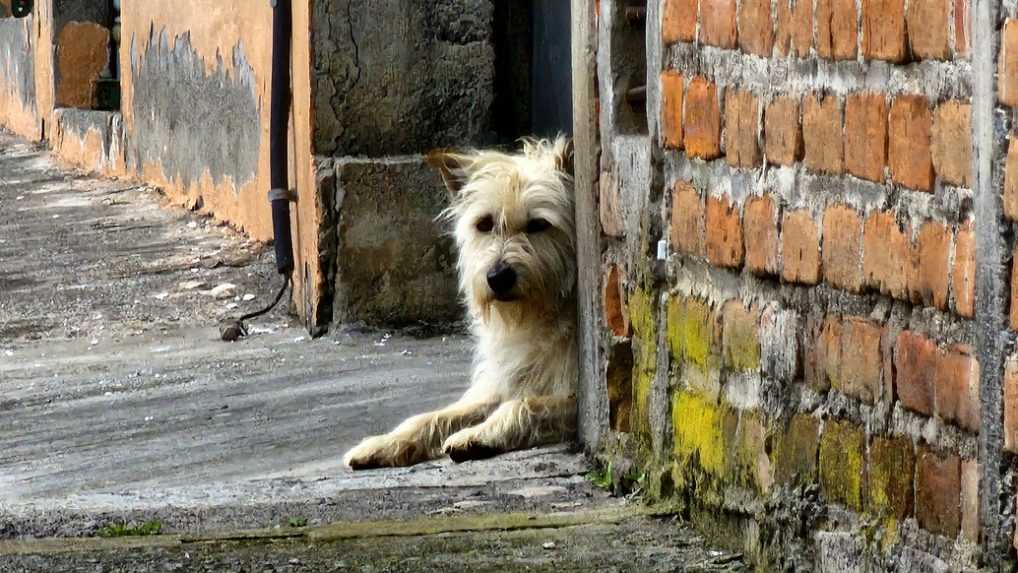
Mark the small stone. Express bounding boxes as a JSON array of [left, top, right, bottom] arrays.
[[187, 221, 198, 229], [543, 541, 557, 550], [208, 283, 237, 299], [179, 280, 205, 290], [243, 293, 256, 301]]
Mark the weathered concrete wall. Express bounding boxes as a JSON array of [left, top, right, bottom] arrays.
[[330, 157, 459, 326], [297, 0, 497, 332], [0, 15, 38, 138], [310, 0, 496, 156], [51, 108, 124, 174], [578, 0, 1018, 568]]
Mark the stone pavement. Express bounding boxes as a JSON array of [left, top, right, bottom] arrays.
[[0, 132, 742, 571]]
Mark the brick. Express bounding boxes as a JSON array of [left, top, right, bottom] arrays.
[[726, 411, 774, 493], [1004, 137, 1018, 220], [844, 93, 888, 183], [803, 95, 844, 174], [671, 182, 705, 257], [599, 171, 623, 237], [738, 0, 774, 56], [773, 414, 820, 486], [670, 183, 708, 261], [603, 264, 629, 337], [867, 436, 915, 520], [862, 0, 907, 62], [822, 205, 864, 293], [781, 210, 821, 284], [775, 0, 813, 57], [819, 420, 866, 511], [662, 0, 698, 44], [671, 295, 720, 380], [888, 95, 934, 191], [916, 448, 961, 538], [1000, 21, 1018, 107], [894, 331, 938, 416], [724, 90, 761, 168], [863, 211, 914, 299], [700, 0, 738, 48], [914, 221, 951, 311], [722, 301, 761, 371], [743, 195, 780, 276], [907, 0, 950, 59], [954, 0, 969, 57], [606, 340, 634, 432], [705, 195, 744, 268], [816, 0, 858, 60], [934, 346, 980, 432], [764, 96, 803, 166], [838, 318, 884, 403], [952, 221, 975, 318], [931, 101, 972, 187], [1006, 358, 1018, 452], [661, 72, 684, 150], [961, 459, 979, 542], [810, 317, 842, 393], [813, 316, 883, 402], [684, 78, 722, 160]]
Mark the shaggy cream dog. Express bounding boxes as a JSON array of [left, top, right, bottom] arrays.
[[343, 137, 577, 469]]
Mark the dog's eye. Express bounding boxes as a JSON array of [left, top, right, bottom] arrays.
[[475, 215, 494, 233], [526, 218, 551, 234]]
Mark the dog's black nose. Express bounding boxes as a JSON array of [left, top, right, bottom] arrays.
[[486, 263, 517, 295]]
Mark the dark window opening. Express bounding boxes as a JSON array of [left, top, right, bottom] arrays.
[[493, 0, 573, 144]]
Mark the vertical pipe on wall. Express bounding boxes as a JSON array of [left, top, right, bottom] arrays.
[[269, 0, 295, 276], [572, 0, 608, 450], [972, 0, 1011, 562]]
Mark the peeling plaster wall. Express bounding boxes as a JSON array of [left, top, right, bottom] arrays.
[[127, 30, 260, 201], [117, 0, 276, 241], [0, 16, 38, 138]]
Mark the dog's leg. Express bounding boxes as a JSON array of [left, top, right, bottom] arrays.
[[441, 395, 576, 462], [344, 399, 496, 469]]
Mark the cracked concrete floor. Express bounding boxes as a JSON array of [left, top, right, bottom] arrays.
[[0, 132, 741, 571]]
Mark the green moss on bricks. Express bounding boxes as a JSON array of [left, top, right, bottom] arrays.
[[726, 410, 773, 494], [628, 288, 657, 438], [667, 297, 715, 372], [721, 302, 760, 372], [819, 420, 866, 512], [772, 415, 820, 487], [867, 436, 915, 521], [672, 391, 726, 477]]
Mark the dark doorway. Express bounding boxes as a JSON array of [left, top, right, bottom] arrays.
[[530, 1, 572, 138], [493, 1, 573, 143]]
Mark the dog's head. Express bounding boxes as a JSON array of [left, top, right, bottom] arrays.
[[428, 137, 575, 323]]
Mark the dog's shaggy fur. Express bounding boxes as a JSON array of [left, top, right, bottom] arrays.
[[343, 137, 577, 469]]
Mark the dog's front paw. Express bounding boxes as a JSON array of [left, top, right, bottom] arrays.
[[343, 435, 423, 470], [442, 430, 502, 463]]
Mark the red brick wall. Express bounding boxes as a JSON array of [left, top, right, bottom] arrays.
[[594, 0, 998, 566]]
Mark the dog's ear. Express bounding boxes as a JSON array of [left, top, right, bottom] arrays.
[[426, 150, 469, 195], [554, 138, 574, 175]]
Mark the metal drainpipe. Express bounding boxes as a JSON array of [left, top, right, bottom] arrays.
[[218, 0, 294, 341], [269, 0, 295, 277]]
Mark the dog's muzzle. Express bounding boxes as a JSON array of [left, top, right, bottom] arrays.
[[486, 262, 518, 300]]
